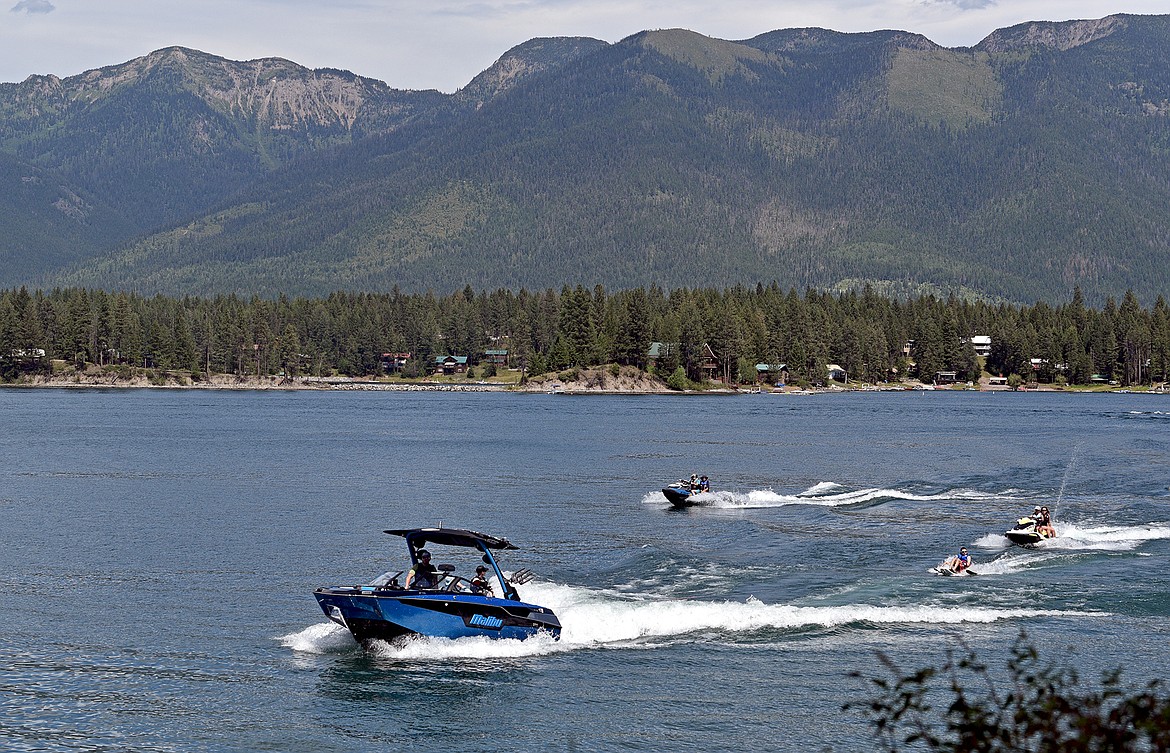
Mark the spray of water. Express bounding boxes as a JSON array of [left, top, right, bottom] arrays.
[[645, 482, 1013, 510], [978, 522, 1170, 554], [279, 579, 1105, 660], [1051, 443, 1082, 520]]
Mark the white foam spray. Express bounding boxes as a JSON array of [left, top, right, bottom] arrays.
[[279, 579, 1104, 660], [1033, 523, 1170, 551], [645, 482, 1013, 509]]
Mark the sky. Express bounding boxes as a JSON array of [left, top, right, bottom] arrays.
[[3, 1, 1165, 92]]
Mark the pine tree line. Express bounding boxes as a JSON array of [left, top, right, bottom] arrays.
[[1, 284, 1168, 387]]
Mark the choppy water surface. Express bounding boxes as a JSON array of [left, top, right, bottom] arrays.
[[1, 389, 1168, 751]]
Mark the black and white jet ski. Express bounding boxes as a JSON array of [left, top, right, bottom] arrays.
[[1004, 516, 1055, 547]]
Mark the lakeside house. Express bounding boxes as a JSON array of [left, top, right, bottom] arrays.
[[646, 342, 677, 370], [647, 341, 719, 381], [755, 362, 789, 385], [484, 349, 509, 367], [971, 335, 991, 357], [935, 370, 958, 385], [3, 348, 47, 362], [433, 355, 469, 375], [380, 352, 411, 373], [699, 343, 718, 381], [827, 364, 848, 383]]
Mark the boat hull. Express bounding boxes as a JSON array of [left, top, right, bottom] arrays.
[[314, 587, 561, 646]]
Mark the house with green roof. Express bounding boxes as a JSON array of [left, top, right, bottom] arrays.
[[484, 349, 509, 366], [434, 355, 469, 375]]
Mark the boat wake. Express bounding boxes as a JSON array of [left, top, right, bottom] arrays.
[[961, 551, 1069, 576], [648, 481, 1011, 509], [975, 522, 1170, 552], [280, 579, 1103, 660], [1124, 410, 1170, 419]]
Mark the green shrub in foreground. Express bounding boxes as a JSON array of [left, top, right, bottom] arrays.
[[849, 635, 1170, 752]]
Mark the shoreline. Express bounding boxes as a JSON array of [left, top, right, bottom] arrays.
[[2, 372, 1164, 396]]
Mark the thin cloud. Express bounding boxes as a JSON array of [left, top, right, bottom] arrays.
[[11, 0, 55, 13], [927, 0, 997, 10]]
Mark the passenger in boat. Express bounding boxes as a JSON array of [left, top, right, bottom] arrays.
[[405, 549, 438, 589], [470, 565, 493, 596], [698, 475, 710, 493], [1036, 506, 1056, 538]]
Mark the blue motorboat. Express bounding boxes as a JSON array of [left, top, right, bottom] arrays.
[[313, 527, 561, 646]]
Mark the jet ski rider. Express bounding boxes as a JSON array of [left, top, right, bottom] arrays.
[[1016, 506, 1044, 533], [1036, 506, 1056, 538], [405, 549, 438, 589]]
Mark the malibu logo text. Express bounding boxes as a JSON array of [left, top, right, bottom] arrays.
[[469, 613, 503, 629]]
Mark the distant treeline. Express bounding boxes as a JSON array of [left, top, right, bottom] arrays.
[[1, 284, 1168, 386]]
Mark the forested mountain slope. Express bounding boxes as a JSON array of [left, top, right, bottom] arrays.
[[0, 47, 447, 274], [4, 15, 1170, 303]]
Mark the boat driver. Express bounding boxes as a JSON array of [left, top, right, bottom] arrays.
[[405, 549, 438, 589]]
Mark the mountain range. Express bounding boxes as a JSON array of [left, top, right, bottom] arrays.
[[2, 14, 1169, 304]]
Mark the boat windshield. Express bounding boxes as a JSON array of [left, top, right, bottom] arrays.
[[366, 571, 401, 588]]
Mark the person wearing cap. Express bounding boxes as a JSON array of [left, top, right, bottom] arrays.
[[1020, 506, 1043, 529], [469, 565, 493, 596], [698, 475, 710, 493], [405, 549, 438, 589]]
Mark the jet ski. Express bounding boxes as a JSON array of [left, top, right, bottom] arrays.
[[1004, 516, 1055, 547], [662, 475, 710, 507], [313, 526, 561, 647], [662, 482, 699, 507]]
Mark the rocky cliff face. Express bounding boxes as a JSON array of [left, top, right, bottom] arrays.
[[0, 46, 434, 136], [976, 15, 1127, 52]]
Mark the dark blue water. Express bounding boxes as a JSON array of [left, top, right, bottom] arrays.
[[2, 389, 1168, 751]]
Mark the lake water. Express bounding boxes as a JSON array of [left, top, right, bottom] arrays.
[[2, 388, 1169, 751]]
